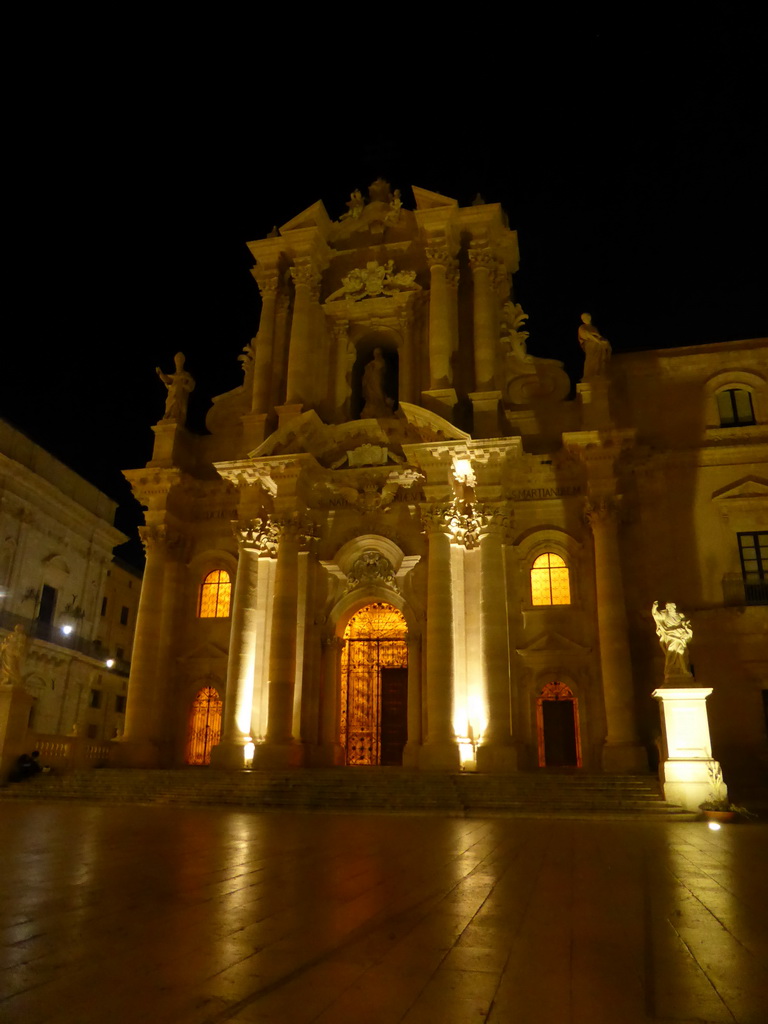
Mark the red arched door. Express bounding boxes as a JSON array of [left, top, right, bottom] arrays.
[[537, 682, 582, 767]]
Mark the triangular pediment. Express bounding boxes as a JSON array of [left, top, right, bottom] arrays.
[[517, 632, 591, 655], [279, 200, 333, 234], [181, 641, 229, 662], [411, 186, 458, 210], [711, 477, 768, 501]]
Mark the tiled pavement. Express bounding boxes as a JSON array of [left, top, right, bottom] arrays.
[[1, 803, 766, 1023]]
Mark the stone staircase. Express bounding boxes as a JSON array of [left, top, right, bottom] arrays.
[[0, 767, 697, 819]]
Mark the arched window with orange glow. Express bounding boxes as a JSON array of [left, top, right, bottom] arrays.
[[197, 569, 231, 618], [531, 553, 571, 606]]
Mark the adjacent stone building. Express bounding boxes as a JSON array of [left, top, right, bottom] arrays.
[[118, 183, 768, 787], [0, 420, 139, 768]]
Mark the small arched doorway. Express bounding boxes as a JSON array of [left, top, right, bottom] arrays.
[[185, 686, 223, 765], [537, 682, 582, 768], [341, 602, 408, 765]]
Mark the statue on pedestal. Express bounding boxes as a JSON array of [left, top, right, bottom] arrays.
[[578, 313, 611, 380], [0, 625, 28, 687], [156, 352, 195, 425], [652, 600, 693, 678]]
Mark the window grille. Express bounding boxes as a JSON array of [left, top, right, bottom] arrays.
[[341, 603, 407, 766], [198, 570, 231, 618], [531, 553, 571, 606]]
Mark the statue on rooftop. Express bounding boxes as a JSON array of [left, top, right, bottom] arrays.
[[156, 352, 195, 426], [340, 188, 364, 221], [578, 313, 612, 380], [652, 601, 693, 678], [0, 625, 28, 687]]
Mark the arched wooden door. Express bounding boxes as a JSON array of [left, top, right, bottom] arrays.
[[185, 687, 222, 765], [341, 602, 408, 765], [537, 682, 582, 767]]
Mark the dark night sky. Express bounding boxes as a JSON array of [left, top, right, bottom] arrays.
[[4, 20, 766, 566]]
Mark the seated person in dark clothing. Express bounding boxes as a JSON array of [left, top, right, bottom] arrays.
[[9, 750, 42, 783]]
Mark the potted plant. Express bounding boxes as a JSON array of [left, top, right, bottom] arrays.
[[699, 764, 755, 823]]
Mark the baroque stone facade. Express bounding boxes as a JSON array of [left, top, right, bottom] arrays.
[[119, 183, 768, 784], [0, 421, 140, 776]]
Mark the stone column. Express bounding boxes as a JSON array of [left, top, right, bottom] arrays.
[[425, 244, 457, 389], [468, 241, 498, 391], [285, 258, 321, 409], [254, 518, 305, 767], [402, 632, 422, 768], [586, 499, 647, 771], [117, 525, 172, 766], [250, 267, 279, 414], [476, 514, 517, 771], [318, 635, 344, 765], [420, 509, 460, 770], [211, 520, 278, 769]]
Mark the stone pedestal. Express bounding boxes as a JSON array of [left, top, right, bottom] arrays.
[[652, 686, 725, 811], [421, 388, 457, 421], [253, 740, 304, 768], [0, 685, 33, 781], [469, 391, 502, 439], [241, 412, 269, 452], [275, 403, 304, 429]]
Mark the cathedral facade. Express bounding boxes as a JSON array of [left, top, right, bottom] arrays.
[[118, 183, 768, 785]]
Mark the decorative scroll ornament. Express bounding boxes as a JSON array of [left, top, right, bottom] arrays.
[[326, 260, 421, 303], [345, 551, 398, 592], [236, 517, 281, 555]]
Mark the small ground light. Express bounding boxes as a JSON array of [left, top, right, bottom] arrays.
[[105, 658, 115, 668], [61, 624, 73, 635], [708, 821, 722, 831]]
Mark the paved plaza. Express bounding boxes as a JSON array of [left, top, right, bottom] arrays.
[[1, 803, 766, 1023]]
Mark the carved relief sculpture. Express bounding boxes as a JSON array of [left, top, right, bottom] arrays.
[[325, 261, 420, 303]]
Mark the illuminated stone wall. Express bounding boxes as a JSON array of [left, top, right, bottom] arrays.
[[119, 184, 768, 783]]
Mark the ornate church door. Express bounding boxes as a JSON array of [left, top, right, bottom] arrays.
[[537, 682, 582, 767], [341, 603, 408, 765], [185, 687, 223, 765]]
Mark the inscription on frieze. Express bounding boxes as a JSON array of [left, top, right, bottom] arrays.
[[508, 485, 582, 501]]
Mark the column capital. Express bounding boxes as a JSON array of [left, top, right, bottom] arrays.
[[251, 266, 280, 296], [468, 240, 496, 271], [138, 523, 188, 557], [235, 517, 281, 555], [421, 501, 511, 549], [584, 496, 622, 529], [290, 257, 323, 293], [425, 244, 458, 271], [273, 512, 317, 549]]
